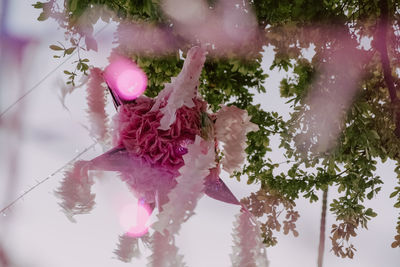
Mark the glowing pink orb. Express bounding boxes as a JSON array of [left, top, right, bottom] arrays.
[[119, 201, 152, 237], [104, 56, 147, 101]]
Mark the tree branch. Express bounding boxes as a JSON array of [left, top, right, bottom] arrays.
[[317, 189, 328, 267], [376, 0, 400, 137]]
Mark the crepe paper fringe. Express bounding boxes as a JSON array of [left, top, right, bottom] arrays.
[[230, 208, 269, 267], [151, 47, 207, 130], [215, 105, 259, 174], [152, 136, 216, 235], [112, 96, 205, 172], [54, 161, 95, 222], [147, 231, 186, 267], [87, 67, 109, 146], [114, 233, 151, 262]]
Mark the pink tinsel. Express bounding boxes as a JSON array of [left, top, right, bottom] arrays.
[[87, 67, 109, 146]]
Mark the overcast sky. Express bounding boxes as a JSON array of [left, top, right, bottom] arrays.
[[0, 1, 399, 267]]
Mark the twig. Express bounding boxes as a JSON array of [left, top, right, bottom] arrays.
[[317, 189, 328, 267], [0, 24, 109, 119]]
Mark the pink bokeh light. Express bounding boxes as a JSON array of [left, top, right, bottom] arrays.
[[119, 200, 152, 237], [103, 56, 147, 101]]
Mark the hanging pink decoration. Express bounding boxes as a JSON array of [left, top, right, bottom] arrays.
[[56, 46, 264, 265], [230, 209, 269, 267], [103, 55, 148, 101], [86, 67, 109, 146], [215, 105, 259, 174]]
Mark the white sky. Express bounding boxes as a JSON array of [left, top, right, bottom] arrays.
[[0, 1, 399, 267]]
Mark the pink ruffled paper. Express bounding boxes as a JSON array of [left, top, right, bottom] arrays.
[[113, 96, 206, 171], [215, 105, 259, 174], [151, 47, 207, 130]]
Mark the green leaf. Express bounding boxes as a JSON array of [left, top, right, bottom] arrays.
[[37, 12, 49, 21], [69, 0, 79, 12], [65, 47, 76, 55], [32, 2, 43, 9], [49, 45, 63, 51], [390, 191, 399, 198]]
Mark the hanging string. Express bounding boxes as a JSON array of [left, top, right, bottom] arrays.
[[0, 23, 109, 119], [0, 141, 98, 215]]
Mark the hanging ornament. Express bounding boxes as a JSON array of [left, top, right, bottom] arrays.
[[56, 46, 266, 266]]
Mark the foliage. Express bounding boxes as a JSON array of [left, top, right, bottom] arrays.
[[33, 0, 400, 257]]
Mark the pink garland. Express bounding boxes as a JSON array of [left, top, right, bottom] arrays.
[[149, 136, 215, 265], [55, 161, 95, 222], [231, 209, 269, 267], [86, 67, 109, 146], [152, 136, 216, 235], [151, 47, 207, 130], [215, 105, 259, 174]]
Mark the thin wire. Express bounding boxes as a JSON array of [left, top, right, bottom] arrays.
[[0, 23, 109, 118], [0, 55, 75, 118], [0, 141, 97, 214]]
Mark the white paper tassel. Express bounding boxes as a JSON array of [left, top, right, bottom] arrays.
[[231, 209, 269, 267]]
